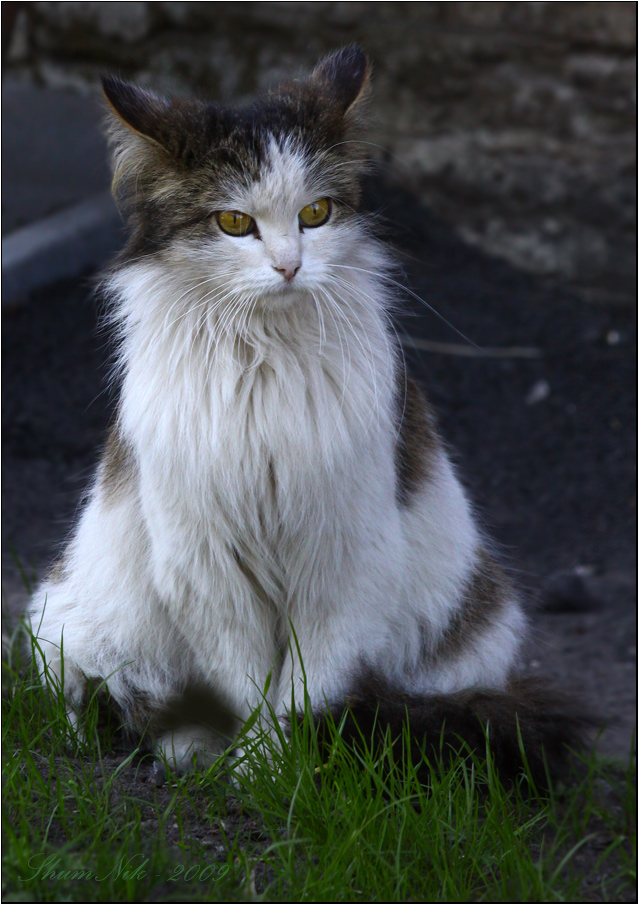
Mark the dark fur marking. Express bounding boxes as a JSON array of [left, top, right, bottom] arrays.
[[395, 374, 439, 505], [102, 421, 137, 504], [297, 669, 590, 790], [100, 682, 236, 748], [156, 683, 237, 738], [421, 550, 511, 662], [103, 48, 370, 264]]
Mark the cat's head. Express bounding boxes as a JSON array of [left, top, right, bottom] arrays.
[[103, 46, 381, 313]]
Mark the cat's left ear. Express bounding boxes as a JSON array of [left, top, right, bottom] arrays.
[[310, 45, 370, 114]]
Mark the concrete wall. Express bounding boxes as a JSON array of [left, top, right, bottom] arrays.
[[7, 2, 636, 302]]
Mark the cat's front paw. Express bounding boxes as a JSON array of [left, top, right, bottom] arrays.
[[154, 725, 228, 779]]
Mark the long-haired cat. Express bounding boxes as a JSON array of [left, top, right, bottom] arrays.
[[29, 46, 582, 784]]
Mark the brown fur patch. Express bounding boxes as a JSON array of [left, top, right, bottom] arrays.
[[395, 374, 439, 505], [102, 48, 370, 263], [102, 421, 137, 504], [115, 683, 236, 740], [46, 555, 69, 585], [425, 549, 511, 662], [305, 669, 590, 790]]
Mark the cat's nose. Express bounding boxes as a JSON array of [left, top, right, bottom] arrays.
[[273, 264, 300, 282]]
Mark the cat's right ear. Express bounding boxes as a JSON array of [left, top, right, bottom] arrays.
[[310, 45, 370, 115], [102, 76, 172, 148]]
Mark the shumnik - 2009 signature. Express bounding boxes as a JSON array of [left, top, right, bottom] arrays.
[[22, 852, 230, 884]]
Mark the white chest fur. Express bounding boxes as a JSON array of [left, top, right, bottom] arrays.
[[111, 263, 398, 610]]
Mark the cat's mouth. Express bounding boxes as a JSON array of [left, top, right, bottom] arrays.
[[263, 279, 308, 304]]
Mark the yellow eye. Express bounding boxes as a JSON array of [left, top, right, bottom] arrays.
[[298, 198, 332, 229], [216, 210, 255, 236]]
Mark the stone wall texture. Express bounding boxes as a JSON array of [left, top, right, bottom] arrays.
[[8, 1, 637, 302]]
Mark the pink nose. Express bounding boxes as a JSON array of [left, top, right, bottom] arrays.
[[273, 265, 300, 282]]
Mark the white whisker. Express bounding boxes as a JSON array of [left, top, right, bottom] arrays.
[[327, 263, 478, 348]]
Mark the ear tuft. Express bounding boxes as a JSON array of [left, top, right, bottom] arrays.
[[101, 76, 170, 146], [310, 44, 369, 113]]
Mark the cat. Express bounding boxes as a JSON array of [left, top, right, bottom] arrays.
[[29, 45, 582, 784]]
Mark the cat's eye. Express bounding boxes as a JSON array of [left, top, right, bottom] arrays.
[[216, 210, 255, 237], [298, 198, 332, 229]]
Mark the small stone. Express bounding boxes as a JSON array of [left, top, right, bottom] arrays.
[[574, 564, 595, 578], [151, 760, 166, 787], [542, 569, 601, 613], [525, 379, 550, 405]]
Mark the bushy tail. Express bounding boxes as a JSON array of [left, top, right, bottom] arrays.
[[312, 672, 591, 790]]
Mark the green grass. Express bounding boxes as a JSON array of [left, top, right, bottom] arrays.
[[2, 624, 636, 903]]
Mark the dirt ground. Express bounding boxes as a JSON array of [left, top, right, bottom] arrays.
[[2, 180, 636, 762]]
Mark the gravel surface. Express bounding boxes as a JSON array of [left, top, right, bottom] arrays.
[[2, 182, 636, 760]]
